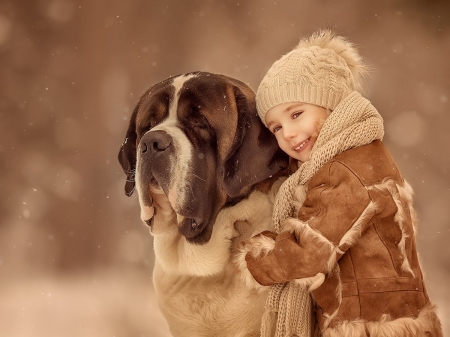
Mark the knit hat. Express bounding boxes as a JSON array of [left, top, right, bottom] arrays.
[[256, 30, 367, 125]]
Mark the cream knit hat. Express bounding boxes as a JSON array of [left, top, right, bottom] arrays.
[[256, 30, 367, 125]]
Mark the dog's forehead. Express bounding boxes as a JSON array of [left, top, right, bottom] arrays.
[[136, 72, 238, 119], [184, 73, 227, 93], [135, 74, 199, 124], [181, 74, 241, 159], [138, 71, 237, 103]]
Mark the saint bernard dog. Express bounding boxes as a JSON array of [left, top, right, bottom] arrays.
[[118, 72, 289, 337]]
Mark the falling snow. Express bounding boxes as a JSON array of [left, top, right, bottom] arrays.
[[0, 0, 449, 336]]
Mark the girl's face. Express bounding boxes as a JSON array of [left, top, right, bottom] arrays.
[[265, 102, 330, 162]]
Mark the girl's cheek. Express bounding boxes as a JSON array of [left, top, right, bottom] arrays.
[[313, 118, 327, 137], [274, 134, 282, 145]]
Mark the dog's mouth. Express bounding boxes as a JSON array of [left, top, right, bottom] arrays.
[[149, 176, 160, 189], [139, 175, 163, 226], [140, 171, 212, 243], [177, 216, 207, 240]]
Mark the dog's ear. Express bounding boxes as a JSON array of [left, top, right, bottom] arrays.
[[118, 106, 138, 197], [222, 86, 289, 198]]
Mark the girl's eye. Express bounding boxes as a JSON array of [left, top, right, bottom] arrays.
[[272, 125, 281, 133], [292, 111, 303, 119]]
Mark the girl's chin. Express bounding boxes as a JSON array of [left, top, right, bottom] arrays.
[[294, 148, 312, 162]]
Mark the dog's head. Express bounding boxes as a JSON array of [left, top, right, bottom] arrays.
[[118, 72, 288, 244]]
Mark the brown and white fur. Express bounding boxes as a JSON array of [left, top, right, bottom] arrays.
[[118, 72, 289, 336]]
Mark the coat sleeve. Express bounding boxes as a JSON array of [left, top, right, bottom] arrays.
[[245, 161, 377, 286]]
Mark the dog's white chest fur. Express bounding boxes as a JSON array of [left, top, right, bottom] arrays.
[[152, 189, 276, 337]]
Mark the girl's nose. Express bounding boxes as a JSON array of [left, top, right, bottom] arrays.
[[283, 125, 295, 140]]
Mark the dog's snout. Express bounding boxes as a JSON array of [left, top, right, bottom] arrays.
[[140, 130, 172, 154], [141, 142, 148, 153]]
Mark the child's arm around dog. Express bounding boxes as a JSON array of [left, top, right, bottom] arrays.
[[244, 157, 374, 287]]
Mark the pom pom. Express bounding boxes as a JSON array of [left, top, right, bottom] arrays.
[[296, 30, 368, 92]]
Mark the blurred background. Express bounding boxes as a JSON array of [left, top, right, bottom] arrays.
[[0, 0, 449, 336]]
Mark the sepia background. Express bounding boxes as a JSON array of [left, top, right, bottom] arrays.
[[0, 0, 449, 336]]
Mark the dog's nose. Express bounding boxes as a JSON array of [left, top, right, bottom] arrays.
[[140, 130, 172, 154]]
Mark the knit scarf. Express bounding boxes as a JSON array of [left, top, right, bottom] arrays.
[[260, 91, 384, 337]]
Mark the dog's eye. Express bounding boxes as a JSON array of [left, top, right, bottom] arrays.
[[193, 123, 206, 130], [137, 121, 156, 139], [140, 126, 150, 134], [192, 116, 209, 129]]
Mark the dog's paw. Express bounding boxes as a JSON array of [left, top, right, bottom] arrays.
[[233, 221, 252, 240]]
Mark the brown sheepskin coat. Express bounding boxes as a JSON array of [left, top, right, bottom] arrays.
[[245, 140, 443, 336]]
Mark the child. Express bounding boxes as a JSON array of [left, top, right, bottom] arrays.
[[241, 30, 443, 337]]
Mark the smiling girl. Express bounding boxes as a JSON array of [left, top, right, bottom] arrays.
[[240, 30, 443, 337]]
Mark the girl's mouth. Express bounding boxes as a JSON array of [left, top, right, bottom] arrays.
[[293, 137, 311, 152]]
